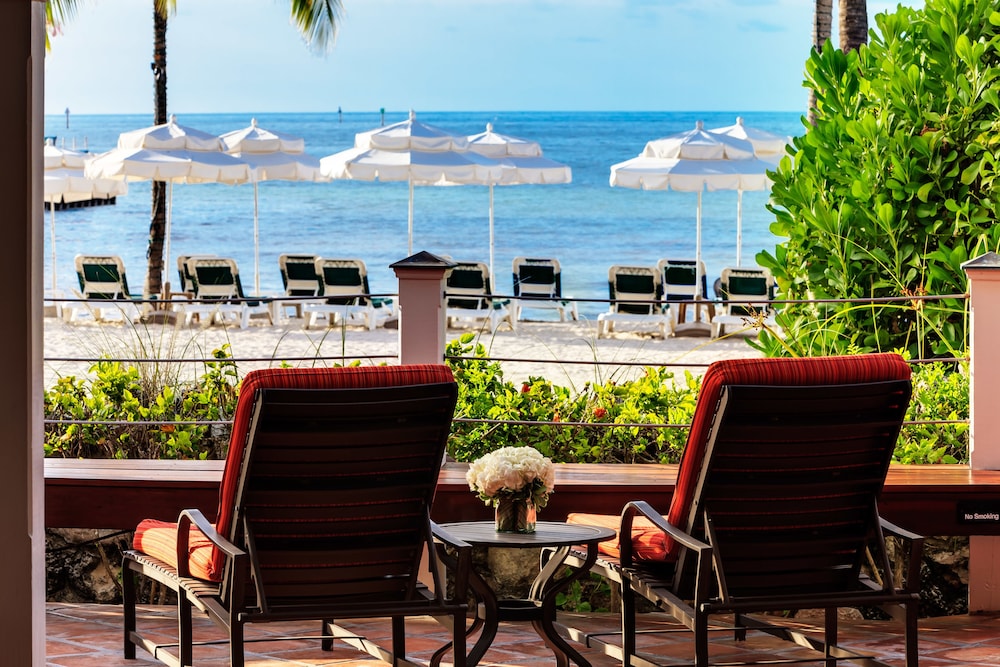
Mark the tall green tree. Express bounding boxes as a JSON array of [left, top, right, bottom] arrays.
[[761, 0, 1000, 360], [144, 0, 343, 298], [47, 0, 344, 298]]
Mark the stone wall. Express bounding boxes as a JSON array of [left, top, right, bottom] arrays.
[[45, 528, 972, 617]]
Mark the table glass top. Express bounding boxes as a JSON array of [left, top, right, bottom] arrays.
[[438, 520, 617, 548]]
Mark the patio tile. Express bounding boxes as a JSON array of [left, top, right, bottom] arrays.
[[45, 603, 1000, 666]]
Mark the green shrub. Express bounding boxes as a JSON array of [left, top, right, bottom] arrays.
[[44, 346, 238, 459], [43, 334, 968, 466], [760, 0, 1000, 359], [446, 335, 967, 465]]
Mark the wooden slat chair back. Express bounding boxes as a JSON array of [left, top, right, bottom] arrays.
[[564, 353, 922, 667], [123, 365, 469, 667]]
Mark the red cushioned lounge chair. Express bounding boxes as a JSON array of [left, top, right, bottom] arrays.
[[123, 365, 470, 667], [562, 353, 922, 667]]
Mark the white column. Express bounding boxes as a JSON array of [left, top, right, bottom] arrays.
[[391, 252, 454, 365], [963, 252, 1000, 611], [0, 1, 44, 663]]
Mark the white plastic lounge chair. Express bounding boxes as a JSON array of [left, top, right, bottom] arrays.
[[445, 261, 514, 332], [174, 254, 216, 297], [277, 253, 321, 319], [711, 266, 779, 338], [511, 256, 578, 322], [182, 257, 273, 329], [66, 254, 143, 324], [302, 258, 395, 331], [596, 264, 668, 338], [658, 258, 710, 332]]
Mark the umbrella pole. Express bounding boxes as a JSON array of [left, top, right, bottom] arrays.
[[736, 189, 743, 267], [408, 178, 414, 256], [696, 190, 703, 297], [489, 183, 495, 292], [49, 196, 57, 292], [165, 181, 172, 300], [253, 182, 260, 295]]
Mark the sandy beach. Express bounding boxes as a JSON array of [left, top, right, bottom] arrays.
[[42, 313, 763, 390]]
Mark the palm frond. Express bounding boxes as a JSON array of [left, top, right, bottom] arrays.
[[290, 0, 343, 54]]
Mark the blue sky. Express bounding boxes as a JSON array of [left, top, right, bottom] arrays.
[[44, 0, 919, 116]]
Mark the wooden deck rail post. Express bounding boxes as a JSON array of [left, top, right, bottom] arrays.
[[391, 251, 455, 365], [963, 252, 1000, 611]]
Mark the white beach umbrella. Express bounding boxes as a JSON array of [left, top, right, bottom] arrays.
[[710, 116, 790, 162], [220, 118, 327, 293], [709, 117, 789, 265], [466, 123, 572, 284], [43, 144, 128, 291], [610, 121, 772, 293], [320, 111, 503, 255], [85, 116, 252, 294]]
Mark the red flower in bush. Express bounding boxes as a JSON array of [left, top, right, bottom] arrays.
[[521, 383, 531, 393], [593, 407, 607, 420]]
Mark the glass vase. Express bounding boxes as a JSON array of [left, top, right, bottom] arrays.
[[494, 496, 537, 533]]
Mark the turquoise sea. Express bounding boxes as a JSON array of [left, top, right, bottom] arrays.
[[43, 110, 804, 319]]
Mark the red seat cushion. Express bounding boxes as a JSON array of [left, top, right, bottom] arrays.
[[132, 364, 455, 583], [567, 512, 671, 561], [574, 354, 910, 565]]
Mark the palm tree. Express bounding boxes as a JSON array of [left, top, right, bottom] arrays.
[[839, 0, 869, 53], [47, 0, 344, 298], [143, 0, 342, 298], [808, 0, 833, 123]]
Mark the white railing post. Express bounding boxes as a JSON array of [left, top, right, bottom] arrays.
[[391, 252, 454, 366], [962, 252, 1000, 611]]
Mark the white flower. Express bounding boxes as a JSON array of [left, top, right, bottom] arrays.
[[466, 446, 555, 508]]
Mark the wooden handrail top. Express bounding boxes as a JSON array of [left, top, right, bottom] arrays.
[[43, 459, 1000, 490]]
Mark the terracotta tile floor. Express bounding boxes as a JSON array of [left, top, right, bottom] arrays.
[[45, 602, 1000, 666]]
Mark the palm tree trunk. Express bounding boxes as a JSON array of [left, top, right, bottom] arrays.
[[145, 3, 168, 299], [808, 0, 833, 124], [839, 0, 868, 53]]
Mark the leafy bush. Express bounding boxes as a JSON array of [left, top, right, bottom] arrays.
[[760, 0, 1000, 359], [44, 346, 238, 459], [446, 334, 967, 465]]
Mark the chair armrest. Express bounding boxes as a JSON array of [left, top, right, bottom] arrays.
[[879, 516, 925, 592], [620, 500, 711, 567], [175, 508, 246, 578], [431, 522, 473, 603]]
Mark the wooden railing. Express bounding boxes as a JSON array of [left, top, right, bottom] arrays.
[[45, 459, 1000, 537]]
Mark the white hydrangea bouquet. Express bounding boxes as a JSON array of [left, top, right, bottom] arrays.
[[466, 446, 555, 508]]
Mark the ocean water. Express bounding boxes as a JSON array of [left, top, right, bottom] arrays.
[[43, 110, 805, 319]]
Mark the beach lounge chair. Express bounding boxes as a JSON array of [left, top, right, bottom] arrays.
[[511, 256, 578, 322], [561, 353, 921, 667], [122, 365, 470, 667], [301, 258, 395, 330], [182, 257, 273, 329], [658, 258, 710, 331], [596, 264, 668, 338], [277, 253, 321, 319], [174, 254, 216, 297], [445, 260, 514, 332], [65, 254, 143, 324], [710, 266, 778, 338]]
